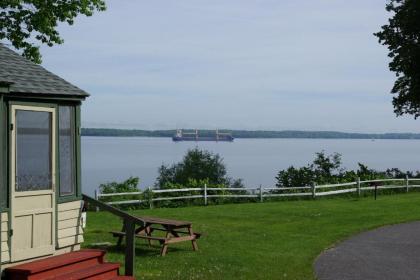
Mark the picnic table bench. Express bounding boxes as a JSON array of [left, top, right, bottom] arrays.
[[110, 216, 201, 256]]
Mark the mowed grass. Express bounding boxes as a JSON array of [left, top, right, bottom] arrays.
[[83, 192, 420, 279]]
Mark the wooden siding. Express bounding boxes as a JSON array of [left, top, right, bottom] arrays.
[[57, 201, 83, 248], [1, 212, 9, 263]]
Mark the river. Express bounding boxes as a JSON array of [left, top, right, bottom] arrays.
[[82, 137, 420, 195]]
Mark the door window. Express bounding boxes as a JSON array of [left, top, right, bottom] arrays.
[[16, 110, 53, 191]]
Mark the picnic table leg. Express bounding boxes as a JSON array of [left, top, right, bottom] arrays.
[[188, 226, 198, 251], [145, 225, 153, 247], [117, 221, 126, 247], [160, 242, 169, 256], [157, 229, 172, 256]]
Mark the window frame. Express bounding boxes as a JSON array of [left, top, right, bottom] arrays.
[[58, 106, 76, 197], [0, 95, 6, 210], [57, 104, 81, 203]]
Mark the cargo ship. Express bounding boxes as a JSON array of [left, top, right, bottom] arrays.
[[172, 129, 234, 142]]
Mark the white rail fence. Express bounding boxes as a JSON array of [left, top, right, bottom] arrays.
[[94, 177, 420, 210]]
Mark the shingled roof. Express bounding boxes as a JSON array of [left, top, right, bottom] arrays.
[[0, 44, 89, 98]]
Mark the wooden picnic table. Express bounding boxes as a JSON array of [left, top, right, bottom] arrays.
[[111, 216, 201, 256]]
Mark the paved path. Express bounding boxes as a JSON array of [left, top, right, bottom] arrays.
[[314, 221, 420, 280]]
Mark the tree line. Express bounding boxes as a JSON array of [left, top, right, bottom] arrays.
[[82, 128, 420, 139]]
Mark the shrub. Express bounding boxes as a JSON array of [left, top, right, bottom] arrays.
[[99, 176, 140, 194], [275, 151, 416, 193], [153, 148, 247, 207], [98, 177, 143, 209], [156, 148, 228, 188]]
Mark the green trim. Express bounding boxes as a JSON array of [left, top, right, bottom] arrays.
[[7, 101, 11, 236], [4, 97, 81, 108], [2, 98, 6, 209], [57, 104, 81, 203], [4, 93, 86, 102], [54, 104, 60, 249], [57, 196, 81, 204], [7, 100, 58, 108], [0, 95, 7, 266], [0, 95, 6, 210], [76, 105, 82, 198]]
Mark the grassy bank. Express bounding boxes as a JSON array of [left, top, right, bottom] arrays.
[[83, 192, 420, 279]]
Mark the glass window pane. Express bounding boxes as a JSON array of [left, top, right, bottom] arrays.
[[16, 110, 52, 191], [59, 106, 75, 196]]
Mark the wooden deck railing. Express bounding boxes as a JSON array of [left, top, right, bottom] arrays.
[[95, 177, 420, 208], [82, 194, 146, 276]]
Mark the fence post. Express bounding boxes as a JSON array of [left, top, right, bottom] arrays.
[[357, 177, 361, 197], [94, 189, 99, 212], [148, 186, 153, 209], [204, 184, 208, 205], [406, 174, 409, 193], [312, 183, 316, 199], [259, 185, 263, 202]]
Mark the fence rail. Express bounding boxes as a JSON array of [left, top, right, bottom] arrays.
[[95, 176, 418, 209]]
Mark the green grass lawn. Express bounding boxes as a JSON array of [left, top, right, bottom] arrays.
[[83, 192, 420, 279]]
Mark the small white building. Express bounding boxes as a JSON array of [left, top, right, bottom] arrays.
[[0, 44, 87, 269]]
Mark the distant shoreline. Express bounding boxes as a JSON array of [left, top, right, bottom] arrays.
[[81, 128, 420, 140]]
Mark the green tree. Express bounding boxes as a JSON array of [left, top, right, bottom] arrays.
[[375, 0, 420, 117], [156, 148, 237, 189], [311, 151, 343, 183], [0, 0, 106, 63]]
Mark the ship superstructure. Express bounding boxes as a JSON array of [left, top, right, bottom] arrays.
[[172, 129, 234, 142]]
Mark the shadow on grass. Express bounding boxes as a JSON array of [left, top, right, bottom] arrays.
[[85, 242, 187, 258]]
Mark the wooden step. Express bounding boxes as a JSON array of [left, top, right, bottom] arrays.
[[5, 249, 106, 280], [47, 262, 120, 280]]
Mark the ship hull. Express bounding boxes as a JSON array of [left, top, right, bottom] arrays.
[[172, 136, 234, 142]]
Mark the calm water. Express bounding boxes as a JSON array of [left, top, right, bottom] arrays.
[[82, 137, 420, 195]]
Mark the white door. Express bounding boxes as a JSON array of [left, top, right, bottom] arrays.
[[10, 105, 56, 262]]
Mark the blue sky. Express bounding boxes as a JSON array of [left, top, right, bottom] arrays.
[[38, 0, 420, 133]]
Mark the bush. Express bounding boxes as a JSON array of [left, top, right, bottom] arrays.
[[275, 151, 417, 194], [99, 176, 140, 194], [98, 177, 144, 209], [156, 148, 229, 188], [153, 148, 247, 207]]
